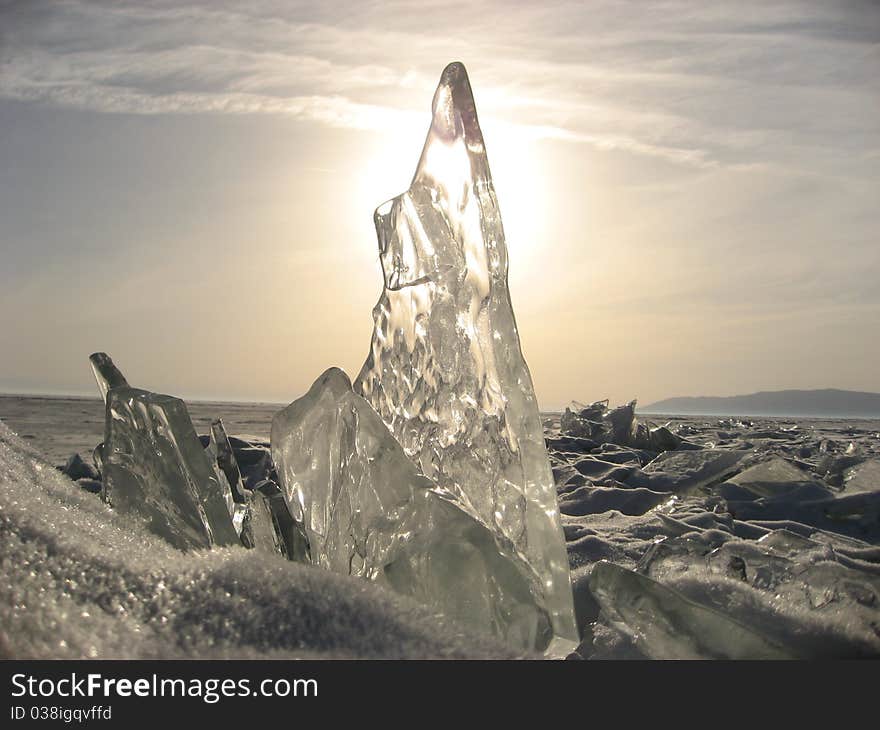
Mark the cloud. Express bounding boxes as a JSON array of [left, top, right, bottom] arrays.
[[3, 0, 876, 172]]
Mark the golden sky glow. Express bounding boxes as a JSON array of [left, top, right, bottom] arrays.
[[0, 1, 878, 409]]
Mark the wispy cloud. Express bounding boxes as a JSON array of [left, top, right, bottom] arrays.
[[2, 0, 876, 171]]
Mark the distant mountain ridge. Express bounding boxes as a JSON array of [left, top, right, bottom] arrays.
[[641, 388, 880, 418]]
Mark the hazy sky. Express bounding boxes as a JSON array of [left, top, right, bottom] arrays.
[[1, 0, 878, 409]]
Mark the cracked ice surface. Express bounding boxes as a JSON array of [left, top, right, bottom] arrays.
[[354, 62, 577, 647], [272, 368, 554, 651], [549, 412, 880, 658]]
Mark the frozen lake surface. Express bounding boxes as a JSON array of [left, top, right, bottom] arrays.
[[2, 395, 879, 658]]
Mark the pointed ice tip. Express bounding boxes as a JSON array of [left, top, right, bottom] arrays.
[[315, 367, 353, 394], [431, 61, 480, 145], [89, 352, 129, 404], [440, 61, 468, 84]]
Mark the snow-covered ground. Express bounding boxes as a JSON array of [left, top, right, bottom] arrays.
[[0, 415, 514, 659], [1, 396, 879, 659]]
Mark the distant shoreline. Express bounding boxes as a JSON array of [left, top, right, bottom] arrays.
[[640, 388, 880, 420], [3, 393, 879, 422], [636, 411, 880, 422]]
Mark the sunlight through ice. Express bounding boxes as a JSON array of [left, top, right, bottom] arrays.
[[272, 368, 556, 651], [355, 62, 578, 651]]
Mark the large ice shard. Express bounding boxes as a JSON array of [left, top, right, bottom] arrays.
[[353, 62, 577, 647], [272, 368, 553, 652], [89, 353, 239, 551]]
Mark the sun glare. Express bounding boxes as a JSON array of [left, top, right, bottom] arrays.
[[481, 118, 549, 281], [355, 111, 548, 284]]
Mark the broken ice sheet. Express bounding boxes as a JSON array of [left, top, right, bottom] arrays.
[[272, 368, 554, 652], [90, 352, 239, 551], [561, 398, 680, 451], [353, 61, 577, 647], [641, 449, 749, 494], [843, 459, 880, 494], [636, 531, 880, 656], [588, 561, 794, 659], [727, 457, 825, 498]]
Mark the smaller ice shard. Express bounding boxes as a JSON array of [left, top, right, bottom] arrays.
[[646, 425, 681, 452], [89, 352, 239, 551], [605, 400, 639, 444], [561, 400, 609, 440], [568, 399, 640, 442], [819, 450, 864, 486], [210, 420, 247, 498], [718, 417, 754, 430], [204, 418, 251, 536], [272, 368, 553, 652], [89, 351, 129, 402], [588, 561, 793, 659], [569, 399, 609, 419], [234, 445, 277, 491], [250, 479, 311, 561], [560, 399, 680, 452], [203, 418, 308, 559], [59, 453, 99, 481], [92, 442, 105, 476]]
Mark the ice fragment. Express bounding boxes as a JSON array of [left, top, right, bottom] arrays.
[[89, 353, 239, 551], [272, 368, 554, 652], [353, 61, 577, 647]]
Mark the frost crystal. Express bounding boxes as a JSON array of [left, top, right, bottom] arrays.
[[354, 62, 577, 646]]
